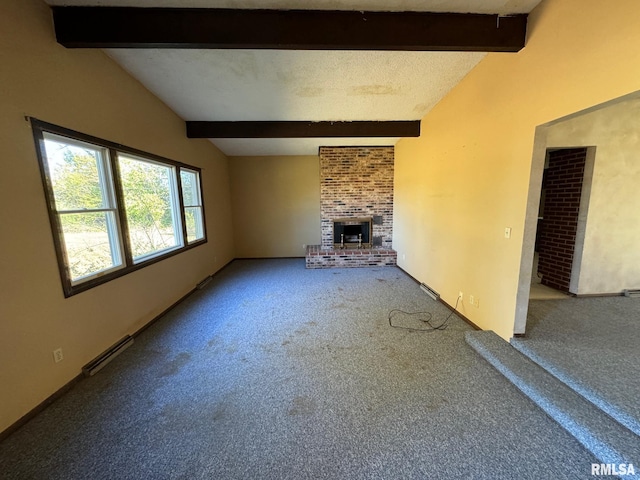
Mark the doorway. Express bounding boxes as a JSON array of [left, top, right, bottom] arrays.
[[515, 91, 640, 335], [534, 147, 589, 294]]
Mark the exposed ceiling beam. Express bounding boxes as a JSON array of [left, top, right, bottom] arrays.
[[186, 121, 421, 138], [52, 7, 527, 52]]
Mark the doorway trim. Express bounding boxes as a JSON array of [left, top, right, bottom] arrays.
[[514, 126, 548, 335]]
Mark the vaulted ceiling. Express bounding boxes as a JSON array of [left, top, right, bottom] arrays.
[[44, 0, 543, 156]]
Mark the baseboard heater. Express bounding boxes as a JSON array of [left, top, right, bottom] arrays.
[[419, 283, 440, 301], [623, 289, 640, 298], [197, 275, 213, 290], [82, 335, 134, 377]]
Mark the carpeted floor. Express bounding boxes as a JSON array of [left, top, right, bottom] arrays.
[[0, 259, 606, 479], [514, 296, 640, 437]]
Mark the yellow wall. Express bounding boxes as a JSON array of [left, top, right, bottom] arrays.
[[394, 0, 640, 339], [0, 0, 234, 432], [229, 155, 321, 257]]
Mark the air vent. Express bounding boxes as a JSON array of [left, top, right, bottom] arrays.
[[197, 275, 213, 290], [419, 283, 440, 301]]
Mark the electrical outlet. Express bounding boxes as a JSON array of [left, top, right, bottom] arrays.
[[469, 295, 480, 308], [459, 291, 464, 300], [53, 348, 64, 363], [504, 227, 512, 239]]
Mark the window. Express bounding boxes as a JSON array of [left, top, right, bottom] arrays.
[[118, 154, 183, 262], [180, 168, 205, 244], [42, 134, 125, 284], [32, 119, 206, 297]]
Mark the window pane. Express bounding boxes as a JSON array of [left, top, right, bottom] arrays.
[[118, 154, 182, 261], [43, 137, 107, 211], [184, 206, 204, 243], [180, 170, 198, 206], [180, 169, 205, 243], [60, 212, 122, 282]]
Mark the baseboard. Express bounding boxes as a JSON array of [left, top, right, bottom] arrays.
[[0, 291, 194, 441], [2, 258, 475, 441], [395, 265, 481, 331], [1, 260, 235, 441], [0, 373, 82, 443], [235, 256, 305, 260], [395, 265, 421, 285], [438, 297, 481, 331], [131, 287, 198, 337], [573, 292, 625, 298], [134, 259, 236, 337]]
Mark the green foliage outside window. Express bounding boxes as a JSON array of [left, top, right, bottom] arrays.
[[118, 155, 179, 259], [34, 119, 206, 296]]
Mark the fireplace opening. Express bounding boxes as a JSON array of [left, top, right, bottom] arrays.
[[333, 217, 372, 249]]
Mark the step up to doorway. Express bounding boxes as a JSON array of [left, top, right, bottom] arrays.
[[465, 330, 640, 478]]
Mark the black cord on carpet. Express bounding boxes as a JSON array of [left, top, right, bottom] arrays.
[[388, 296, 461, 332]]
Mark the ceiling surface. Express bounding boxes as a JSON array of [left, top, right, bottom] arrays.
[[45, 0, 543, 156]]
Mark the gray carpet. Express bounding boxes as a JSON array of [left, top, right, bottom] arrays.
[[0, 259, 606, 479], [466, 330, 640, 478], [514, 297, 640, 437]]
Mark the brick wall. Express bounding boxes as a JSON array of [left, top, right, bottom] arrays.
[[305, 245, 397, 268], [537, 148, 587, 292], [319, 146, 394, 249]]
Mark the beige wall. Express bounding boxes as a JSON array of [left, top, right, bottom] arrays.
[[394, 0, 640, 339], [229, 155, 321, 257], [545, 97, 640, 294], [0, 0, 234, 432]]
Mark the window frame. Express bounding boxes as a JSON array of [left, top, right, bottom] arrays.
[[180, 167, 206, 244], [31, 118, 207, 297], [117, 152, 185, 263], [42, 132, 126, 285]]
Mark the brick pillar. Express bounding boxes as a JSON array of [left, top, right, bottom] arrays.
[[319, 147, 394, 249]]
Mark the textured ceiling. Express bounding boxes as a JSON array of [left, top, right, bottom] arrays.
[[45, 0, 543, 156], [104, 49, 486, 155]]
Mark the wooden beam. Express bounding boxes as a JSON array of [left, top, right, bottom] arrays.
[[186, 121, 421, 138], [52, 7, 527, 52]]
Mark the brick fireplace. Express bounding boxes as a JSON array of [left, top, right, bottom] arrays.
[[306, 146, 397, 268]]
